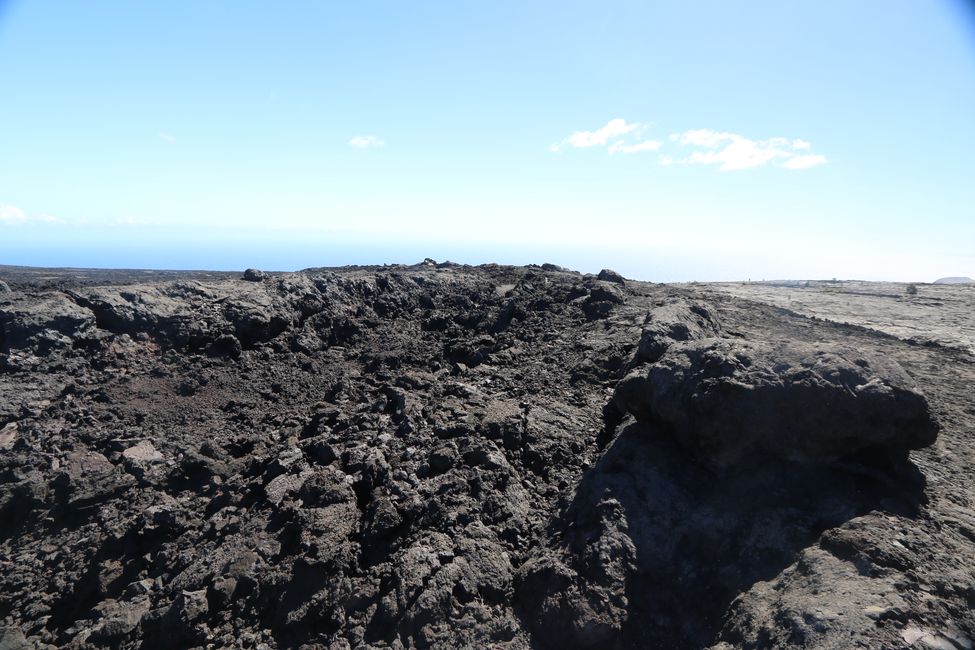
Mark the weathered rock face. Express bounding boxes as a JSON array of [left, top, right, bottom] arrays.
[[0, 264, 969, 650], [0, 293, 97, 353], [637, 297, 722, 363], [616, 338, 939, 468]]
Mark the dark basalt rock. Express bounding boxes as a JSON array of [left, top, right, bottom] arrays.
[[636, 297, 722, 362], [615, 338, 939, 468], [597, 269, 626, 285], [0, 263, 967, 650]]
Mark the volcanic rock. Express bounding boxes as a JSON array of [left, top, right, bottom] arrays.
[[615, 338, 939, 468], [121, 440, 164, 463], [597, 269, 626, 285], [0, 262, 968, 650], [636, 297, 722, 362]]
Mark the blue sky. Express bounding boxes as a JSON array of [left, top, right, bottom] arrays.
[[1, 1, 973, 280]]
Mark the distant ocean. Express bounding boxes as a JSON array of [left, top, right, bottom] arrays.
[[6, 230, 959, 283], [0, 237, 684, 282]]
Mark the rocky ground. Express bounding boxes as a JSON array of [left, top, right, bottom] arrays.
[[1, 262, 973, 649]]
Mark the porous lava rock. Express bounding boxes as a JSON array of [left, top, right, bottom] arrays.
[[0, 263, 968, 650], [637, 297, 721, 362], [615, 338, 939, 468]]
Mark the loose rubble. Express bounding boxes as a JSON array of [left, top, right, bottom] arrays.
[[0, 262, 970, 649]]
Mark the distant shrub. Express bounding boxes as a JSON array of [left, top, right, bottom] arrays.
[[906, 283, 918, 296]]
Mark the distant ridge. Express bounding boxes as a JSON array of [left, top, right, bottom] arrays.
[[933, 276, 974, 285]]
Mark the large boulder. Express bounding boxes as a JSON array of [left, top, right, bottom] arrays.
[[596, 269, 626, 285], [637, 298, 721, 362], [615, 338, 938, 468], [0, 293, 96, 352]]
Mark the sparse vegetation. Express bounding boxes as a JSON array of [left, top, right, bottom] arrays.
[[906, 283, 918, 296]]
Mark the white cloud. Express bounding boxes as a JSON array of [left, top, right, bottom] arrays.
[[566, 118, 640, 148], [553, 121, 826, 170], [782, 153, 828, 169], [349, 135, 384, 149], [671, 129, 827, 171], [0, 204, 27, 223], [159, 132, 176, 144], [552, 118, 661, 154], [673, 129, 736, 148], [0, 204, 64, 224], [609, 139, 662, 154]]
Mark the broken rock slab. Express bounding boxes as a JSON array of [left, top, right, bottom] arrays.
[[615, 338, 939, 468], [121, 440, 164, 463]]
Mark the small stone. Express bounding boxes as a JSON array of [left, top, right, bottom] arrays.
[[463, 447, 503, 470], [0, 422, 17, 450], [177, 589, 209, 622], [207, 334, 242, 358], [123, 579, 156, 599], [122, 440, 164, 463]]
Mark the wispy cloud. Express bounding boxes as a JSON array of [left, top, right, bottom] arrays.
[[115, 216, 153, 226], [349, 135, 384, 149], [551, 118, 660, 154], [566, 118, 640, 148], [609, 139, 662, 154], [553, 120, 827, 170], [159, 132, 176, 144], [670, 129, 827, 171], [0, 204, 63, 224], [0, 204, 26, 223]]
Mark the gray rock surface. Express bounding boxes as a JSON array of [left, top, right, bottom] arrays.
[[0, 263, 969, 650], [597, 269, 626, 285], [637, 296, 722, 362], [616, 338, 938, 468]]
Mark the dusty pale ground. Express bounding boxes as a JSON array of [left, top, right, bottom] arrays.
[[702, 280, 975, 357]]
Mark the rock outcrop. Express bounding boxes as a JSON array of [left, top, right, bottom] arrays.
[[636, 297, 722, 362], [615, 338, 939, 468], [0, 263, 966, 650]]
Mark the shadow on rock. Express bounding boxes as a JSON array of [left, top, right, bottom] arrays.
[[517, 337, 938, 649], [517, 421, 927, 649]]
